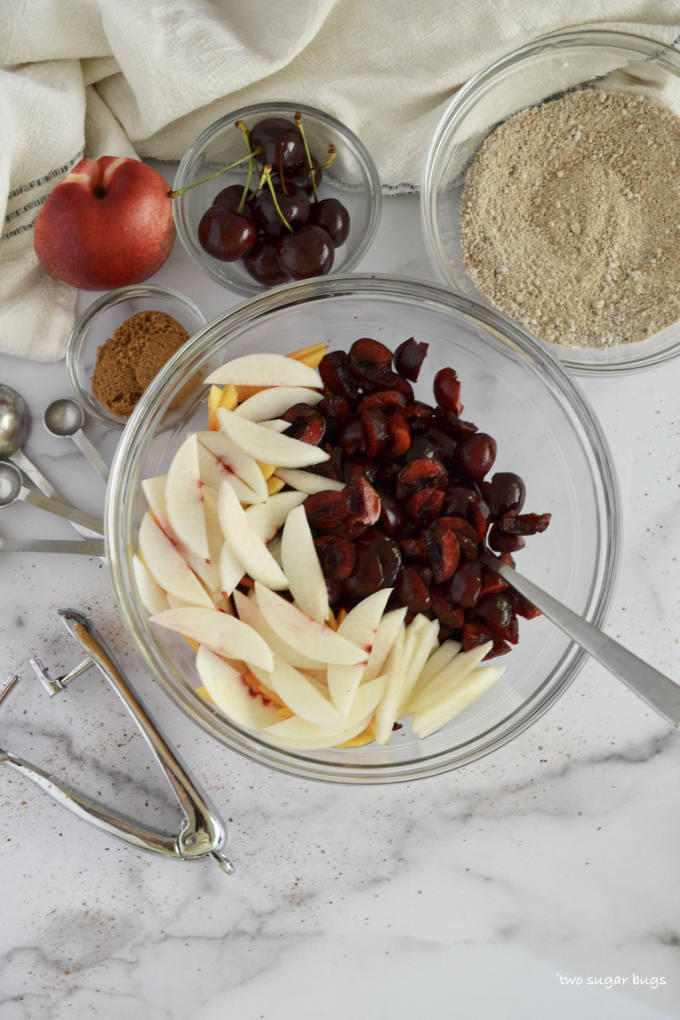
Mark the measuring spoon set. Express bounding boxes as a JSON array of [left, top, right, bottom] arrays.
[[0, 384, 107, 552]]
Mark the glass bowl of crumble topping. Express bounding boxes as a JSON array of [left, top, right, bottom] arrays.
[[422, 29, 680, 375]]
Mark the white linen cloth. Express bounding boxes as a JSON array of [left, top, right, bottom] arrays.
[[1, 0, 679, 362]]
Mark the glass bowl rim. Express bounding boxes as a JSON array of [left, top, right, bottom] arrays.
[[172, 100, 383, 297], [66, 283, 208, 430], [105, 272, 622, 784], [421, 27, 680, 377]]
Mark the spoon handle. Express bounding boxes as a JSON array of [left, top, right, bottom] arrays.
[[10, 450, 101, 541], [0, 536, 105, 555], [71, 429, 110, 482], [10, 449, 61, 499], [21, 488, 104, 535], [480, 552, 680, 727]]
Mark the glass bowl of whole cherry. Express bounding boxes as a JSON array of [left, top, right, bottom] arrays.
[[106, 274, 620, 784], [172, 102, 382, 295]]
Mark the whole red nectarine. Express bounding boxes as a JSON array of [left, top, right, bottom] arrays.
[[34, 156, 175, 290]]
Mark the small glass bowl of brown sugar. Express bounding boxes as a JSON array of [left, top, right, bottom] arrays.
[[422, 29, 680, 375], [67, 284, 208, 429]]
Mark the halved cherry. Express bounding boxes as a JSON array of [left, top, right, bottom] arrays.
[[314, 535, 356, 580], [395, 457, 448, 501], [344, 542, 385, 599], [317, 395, 350, 439], [483, 472, 526, 519], [404, 486, 445, 524], [442, 485, 478, 516], [384, 411, 411, 458], [377, 490, 405, 538], [399, 536, 427, 563], [393, 337, 429, 382], [461, 618, 495, 653], [452, 432, 497, 481], [406, 429, 455, 466], [357, 389, 407, 413], [342, 455, 377, 485], [433, 367, 463, 415], [319, 351, 363, 404], [434, 407, 478, 439], [499, 510, 551, 535], [395, 566, 432, 614], [426, 527, 460, 583], [469, 499, 490, 543], [360, 407, 389, 458], [488, 523, 526, 554], [380, 372, 414, 401], [304, 490, 350, 533], [511, 589, 541, 619], [348, 338, 394, 385], [432, 516, 478, 560], [479, 567, 508, 597], [448, 560, 483, 608], [281, 402, 325, 445], [344, 474, 381, 526], [311, 445, 343, 481], [338, 416, 364, 455], [431, 586, 465, 630], [369, 535, 402, 587], [403, 401, 437, 429], [475, 592, 514, 638]]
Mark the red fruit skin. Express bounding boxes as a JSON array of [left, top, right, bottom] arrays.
[[34, 157, 175, 290]]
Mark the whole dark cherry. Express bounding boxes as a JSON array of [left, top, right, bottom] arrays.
[[308, 198, 350, 246], [242, 240, 288, 285], [254, 185, 310, 239], [277, 225, 334, 279], [213, 184, 255, 218], [249, 117, 305, 170], [197, 205, 257, 261]]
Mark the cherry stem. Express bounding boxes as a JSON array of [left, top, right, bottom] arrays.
[[278, 141, 289, 197], [235, 120, 256, 213], [294, 110, 319, 201], [168, 147, 262, 198], [263, 164, 293, 232], [317, 144, 336, 171]]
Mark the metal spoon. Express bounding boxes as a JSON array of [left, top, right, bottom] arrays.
[[0, 461, 104, 534], [44, 398, 109, 482], [0, 535, 104, 555], [480, 550, 680, 727], [0, 384, 61, 498], [0, 384, 100, 541]]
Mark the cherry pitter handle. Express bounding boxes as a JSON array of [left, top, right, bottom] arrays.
[[0, 609, 234, 873]]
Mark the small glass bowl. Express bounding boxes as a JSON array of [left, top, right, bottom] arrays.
[[66, 284, 207, 429], [422, 29, 680, 375], [172, 101, 382, 296], [106, 274, 621, 784]]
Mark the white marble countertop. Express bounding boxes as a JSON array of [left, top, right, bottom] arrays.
[[0, 177, 679, 1020]]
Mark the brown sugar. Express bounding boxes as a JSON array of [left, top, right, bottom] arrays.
[[91, 310, 189, 417]]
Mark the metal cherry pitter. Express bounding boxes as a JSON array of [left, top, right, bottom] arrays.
[[1, 608, 234, 874]]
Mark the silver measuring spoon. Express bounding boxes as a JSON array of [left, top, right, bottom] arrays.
[[0, 535, 104, 555], [0, 461, 104, 534], [44, 398, 109, 482], [0, 384, 60, 498], [480, 550, 680, 727], [0, 384, 100, 541]]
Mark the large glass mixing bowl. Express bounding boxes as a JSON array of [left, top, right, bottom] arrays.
[[106, 275, 620, 783]]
